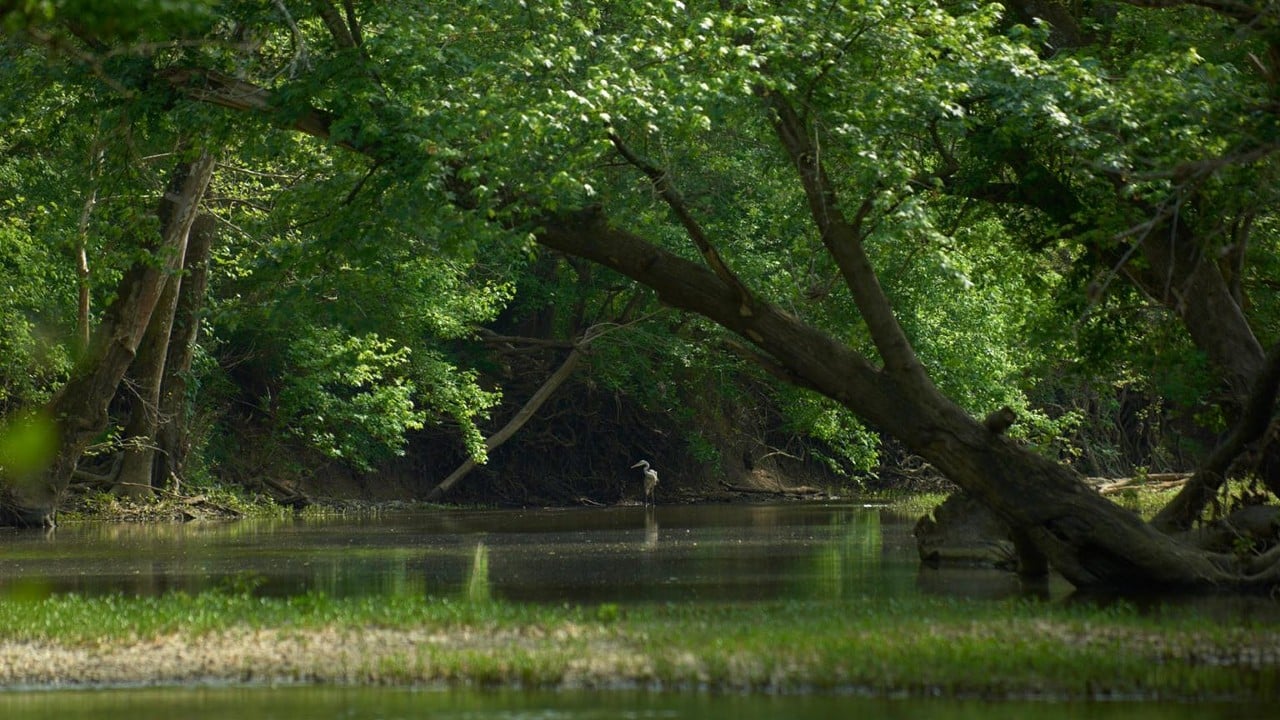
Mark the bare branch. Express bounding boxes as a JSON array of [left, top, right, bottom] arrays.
[[271, 0, 311, 76], [426, 321, 633, 501]]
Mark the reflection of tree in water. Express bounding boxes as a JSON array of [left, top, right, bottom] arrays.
[[914, 565, 1033, 602], [465, 541, 491, 603], [7, 506, 984, 605], [807, 509, 883, 600]]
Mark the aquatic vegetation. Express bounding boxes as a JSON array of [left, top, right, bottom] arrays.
[[0, 591, 1275, 700]]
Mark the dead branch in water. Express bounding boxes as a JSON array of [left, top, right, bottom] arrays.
[[1088, 473, 1192, 495]]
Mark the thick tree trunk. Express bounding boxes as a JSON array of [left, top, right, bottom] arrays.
[[114, 224, 194, 498], [988, 144, 1267, 409], [1118, 203, 1280, 514], [538, 209, 1256, 589], [0, 154, 214, 526], [150, 55, 1276, 588], [981, 141, 1273, 520], [154, 213, 216, 492], [1000, 0, 1279, 520]]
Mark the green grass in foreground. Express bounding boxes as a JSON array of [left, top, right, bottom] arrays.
[[0, 591, 1276, 700]]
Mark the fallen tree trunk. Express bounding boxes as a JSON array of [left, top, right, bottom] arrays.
[[537, 208, 1256, 590], [719, 481, 824, 497], [425, 327, 606, 501], [1091, 475, 1192, 495]]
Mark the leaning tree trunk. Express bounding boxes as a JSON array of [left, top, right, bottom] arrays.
[[1151, 339, 1280, 531], [977, 3, 1278, 527], [540, 90, 1276, 589], [426, 343, 586, 501], [153, 213, 217, 492], [114, 223, 194, 499], [146, 53, 1278, 589], [978, 138, 1274, 528], [1129, 225, 1265, 404], [538, 209, 1259, 589], [0, 153, 214, 527]]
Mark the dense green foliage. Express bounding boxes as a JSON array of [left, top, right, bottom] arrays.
[[1, 0, 1276, 501]]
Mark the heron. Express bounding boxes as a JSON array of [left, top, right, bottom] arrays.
[[631, 460, 658, 506]]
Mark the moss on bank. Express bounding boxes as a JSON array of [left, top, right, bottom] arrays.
[[0, 592, 1276, 700]]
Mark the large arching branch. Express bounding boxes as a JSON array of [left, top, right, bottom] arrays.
[[535, 209, 907, 433], [158, 68, 364, 154], [107, 52, 1278, 589], [765, 92, 932, 389]]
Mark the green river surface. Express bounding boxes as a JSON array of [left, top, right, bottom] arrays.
[[0, 502, 1274, 718]]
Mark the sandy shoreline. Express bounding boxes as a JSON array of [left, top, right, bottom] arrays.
[[3, 623, 1280, 701], [0, 626, 650, 689]]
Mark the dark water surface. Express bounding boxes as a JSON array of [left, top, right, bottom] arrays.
[[0, 686, 1268, 720], [0, 502, 1070, 603]]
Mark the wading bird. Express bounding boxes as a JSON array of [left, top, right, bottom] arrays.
[[631, 460, 658, 506]]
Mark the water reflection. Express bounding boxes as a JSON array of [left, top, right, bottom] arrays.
[[643, 506, 659, 550], [915, 566, 1054, 601], [0, 503, 1060, 604], [465, 541, 491, 603], [0, 503, 928, 603], [0, 686, 1268, 720]]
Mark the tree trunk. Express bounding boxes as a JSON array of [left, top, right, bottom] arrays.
[[1127, 225, 1265, 404], [154, 213, 217, 492], [538, 208, 1258, 589], [996, 0, 1278, 519], [0, 153, 215, 526], [426, 340, 588, 501], [1151, 338, 1280, 531], [150, 55, 1278, 589], [113, 217, 200, 498], [980, 140, 1273, 520], [112, 254, 184, 497]]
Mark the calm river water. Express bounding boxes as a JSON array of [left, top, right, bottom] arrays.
[[0, 502, 1069, 603], [0, 502, 1271, 718]]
